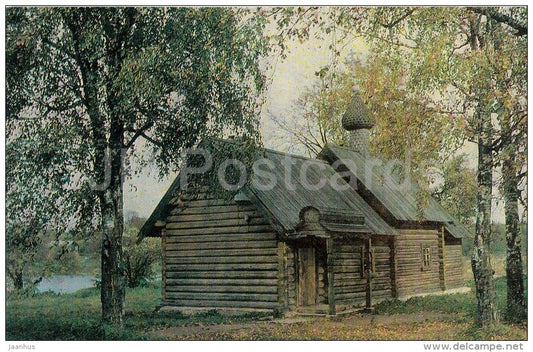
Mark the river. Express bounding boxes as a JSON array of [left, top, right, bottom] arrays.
[[36, 275, 97, 294]]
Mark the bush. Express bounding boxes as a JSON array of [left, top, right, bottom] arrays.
[[123, 219, 161, 288]]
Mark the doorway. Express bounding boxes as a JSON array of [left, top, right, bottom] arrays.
[[298, 247, 317, 306]]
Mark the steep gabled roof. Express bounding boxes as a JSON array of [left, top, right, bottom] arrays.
[[318, 144, 471, 238], [248, 149, 397, 237], [138, 145, 398, 241]]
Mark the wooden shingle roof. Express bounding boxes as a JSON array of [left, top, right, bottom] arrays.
[[138, 144, 398, 241], [247, 149, 397, 237], [318, 144, 471, 238]]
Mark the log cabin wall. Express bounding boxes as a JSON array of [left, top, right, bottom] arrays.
[[372, 236, 394, 302], [162, 196, 280, 310], [332, 238, 366, 307], [331, 236, 393, 308], [286, 245, 297, 310], [395, 228, 442, 297], [444, 236, 464, 289]]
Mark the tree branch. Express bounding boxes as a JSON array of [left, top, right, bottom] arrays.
[[125, 121, 154, 149], [379, 8, 416, 29], [467, 7, 527, 36]]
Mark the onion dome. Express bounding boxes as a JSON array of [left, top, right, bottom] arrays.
[[341, 92, 375, 131]]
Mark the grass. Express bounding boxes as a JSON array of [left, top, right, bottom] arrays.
[[6, 282, 269, 340], [5, 277, 527, 341]]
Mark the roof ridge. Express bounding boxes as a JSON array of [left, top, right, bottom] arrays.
[[212, 137, 328, 164], [261, 147, 329, 164]]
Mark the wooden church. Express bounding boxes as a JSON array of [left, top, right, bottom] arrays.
[[138, 93, 470, 316]]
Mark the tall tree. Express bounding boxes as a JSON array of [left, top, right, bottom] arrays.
[[6, 7, 267, 324], [489, 8, 528, 319]]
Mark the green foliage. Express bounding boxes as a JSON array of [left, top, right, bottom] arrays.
[[462, 223, 528, 257], [6, 6, 268, 230], [123, 216, 161, 288], [374, 292, 476, 317], [6, 7, 268, 321], [433, 154, 478, 225]]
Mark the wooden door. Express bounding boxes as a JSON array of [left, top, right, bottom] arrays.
[[298, 247, 317, 306]]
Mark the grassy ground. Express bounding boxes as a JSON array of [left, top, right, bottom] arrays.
[[5, 277, 527, 341]]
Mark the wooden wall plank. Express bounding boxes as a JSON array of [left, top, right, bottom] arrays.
[[167, 210, 262, 222], [165, 256, 278, 265], [162, 299, 279, 309], [165, 285, 278, 294], [165, 271, 278, 279], [165, 248, 278, 257], [164, 292, 278, 302], [165, 225, 273, 236], [166, 278, 278, 286], [161, 196, 281, 312], [170, 204, 256, 215]]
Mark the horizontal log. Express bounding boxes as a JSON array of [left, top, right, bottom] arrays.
[[333, 259, 361, 267], [165, 241, 277, 253], [334, 273, 364, 281], [166, 210, 262, 223], [445, 248, 462, 253], [165, 248, 278, 258], [164, 291, 278, 302], [399, 229, 438, 235], [174, 199, 231, 207], [165, 224, 274, 236], [396, 283, 441, 291], [335, 275, 391, 284], [396, 263, 435, 270], [372, 247, 392, 254], [166, 217, 269, 230], [333, 245, 363, 252], [334, 252, 363, 260], [444, 256, 463, 261], [445, 262, 464, 267], [163, 299, 279, 309], [396, 274, 440, 281], [165, 255, 278, 265], [166, 263, 278, 271], [166, 234, 277, 244], [165, 285, 278, 294], [170, 204, 257, 215], [334, 279, 366, 288], [396, 275, 440, 282], [166, 278, 278, 286], [398, 235, 439, 240], [372, 242, 391, 248], [334, 284, 390, 294], [333, 264, 362, 272], [335, 291, 367, 301], [165, 270, 277, 279], [396, 246, 438, 253], [445, 272, 464, 276]]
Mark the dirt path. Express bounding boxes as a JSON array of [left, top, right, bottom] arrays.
[[150, 311, 461, 340]]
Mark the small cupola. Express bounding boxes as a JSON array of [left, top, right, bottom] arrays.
[[342, 91, 375, 131], [342, 91, 374, 155]]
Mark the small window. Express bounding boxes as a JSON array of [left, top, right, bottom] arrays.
[[422, 246, 431, 269]]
